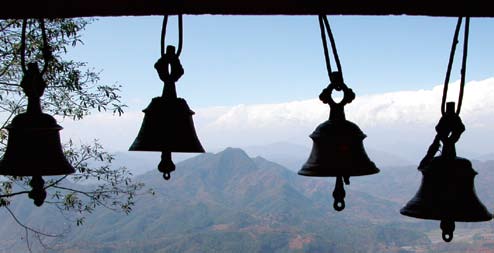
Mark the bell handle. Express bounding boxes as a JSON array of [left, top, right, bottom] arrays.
[[435, 102, 465, 158], [319, 74, 355, 107], [155, 45, 184, 99]]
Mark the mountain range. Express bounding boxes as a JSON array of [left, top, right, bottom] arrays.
[[2, 147, 494, 252]]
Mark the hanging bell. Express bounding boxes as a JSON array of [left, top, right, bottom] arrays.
[[0, 63, 75, 206], [129, 46, 204, 180], [299, 72, 379, 211], [401, 102, 492, 242]]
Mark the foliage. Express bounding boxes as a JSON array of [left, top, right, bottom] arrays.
[[0, 19, 125, 120], [0, 18, 142, 250]]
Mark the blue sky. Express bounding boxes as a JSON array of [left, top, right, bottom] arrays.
[[61, 15, 494, 162], [67, 15, 494, 109]]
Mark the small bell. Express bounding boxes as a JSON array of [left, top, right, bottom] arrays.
[[0, 63, 75, 206], [299, 72, 379, 211], [129, 46, 204, 180], [401, 102, 492, 242]]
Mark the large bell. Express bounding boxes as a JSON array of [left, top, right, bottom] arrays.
[[299, 72, 379, 211], [299, 118, 378, 177], [0, 113, 74, 176], [0, 62, 75, 206], [129, 46, 204, 180], [401, 103, 492, 242], [129, 98, 204, 153]]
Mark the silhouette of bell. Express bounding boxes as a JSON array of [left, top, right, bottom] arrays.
[[0, 113, 74, 177], [299, 72, 379, 211], [0, 63, 75, 206], [129, 46, 204, 180], [401, 102, 492, 242]]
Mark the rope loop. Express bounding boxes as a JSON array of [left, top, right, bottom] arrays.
[[441, 17, 470, 116], [319, 15, 343, 82], [20, 19, 52, 76], [161, 14, 183, 57]]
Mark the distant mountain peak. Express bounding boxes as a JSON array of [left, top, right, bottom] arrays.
[[215, 147, 255, 170], [220, 147, 249, 156]]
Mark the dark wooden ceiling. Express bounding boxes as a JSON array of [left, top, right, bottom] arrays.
[[1, 0, 491, 19]]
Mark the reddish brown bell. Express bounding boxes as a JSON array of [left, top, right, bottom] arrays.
[[401, 102, 492, 242], [299, 72, 379, 211], [129, 46, 204, 180]]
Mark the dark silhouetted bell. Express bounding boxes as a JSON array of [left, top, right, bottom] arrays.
[[0, 113, 74, 177], [401, 102, 492, 242], [299, 72, 379, 211], [129, 46, 204, 180], [0, 62, 75, 206]]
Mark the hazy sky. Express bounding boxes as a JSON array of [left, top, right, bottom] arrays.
[[60, 15, 494, 162]]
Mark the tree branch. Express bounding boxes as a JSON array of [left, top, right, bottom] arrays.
[[5, 206, 60, 237], [0, 190, 30, 198]]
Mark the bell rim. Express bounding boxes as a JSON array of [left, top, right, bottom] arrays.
[[297, 166, 380, 177], [400, 208, 493, 222], [0, 163, 75, 176], [128, 146, 206, 153]]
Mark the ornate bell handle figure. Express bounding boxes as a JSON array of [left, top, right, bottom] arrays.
[[319, 72, 355, 121]]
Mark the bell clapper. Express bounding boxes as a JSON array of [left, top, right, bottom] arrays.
[[28, 176, 47, 207], [332, 176, 350, 211], [440, 220, 455, 242], [158, 152, 175, 181]]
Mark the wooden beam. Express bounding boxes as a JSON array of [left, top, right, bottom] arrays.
[[1, 0, 491, 19]]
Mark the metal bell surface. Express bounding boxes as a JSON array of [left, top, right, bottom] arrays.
[[401, 155, 492, 222], [299, 72, 378, 178], [129, 97, 204, 153], [0, 113, 75, 176], [299, 119, 378, 177]]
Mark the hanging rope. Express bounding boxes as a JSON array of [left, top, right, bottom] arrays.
[[418, 16, 470, 170], [39, 18, 52, 75], [318, 15, 343, 81], [160, 14, 183, 57], [441, 17, 470, 115], [20, 19, 52, 75], [20, 19, 27, 74]]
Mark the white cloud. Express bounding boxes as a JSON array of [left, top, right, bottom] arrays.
[[58, 78, 494, 160]]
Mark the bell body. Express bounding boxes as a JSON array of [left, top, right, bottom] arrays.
[[129, 97, 204, 153], [298, 118, 379, 177], [0, 112, 75, 176], [400, 155, 492, 222]]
